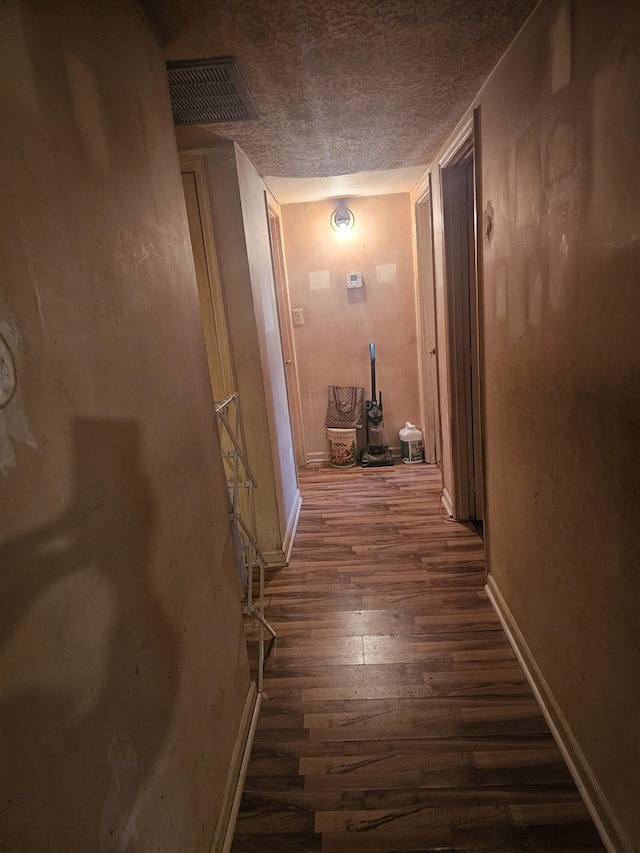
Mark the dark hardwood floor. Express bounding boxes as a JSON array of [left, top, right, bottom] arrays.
[[232, 464, 605, 852]]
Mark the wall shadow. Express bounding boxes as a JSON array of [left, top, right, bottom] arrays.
[[0, 418, 179, 852]]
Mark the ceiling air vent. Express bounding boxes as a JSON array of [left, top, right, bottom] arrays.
[[166, 57, 258, 125]]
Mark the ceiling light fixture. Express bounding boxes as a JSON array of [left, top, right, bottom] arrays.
[[330, 207, 355, 234]]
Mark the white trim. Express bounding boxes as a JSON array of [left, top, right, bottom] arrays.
[[179, 155, 236, 400], [306, 448, 404, 464], [281, 488, 302, 564], [441, 488, 454, 518], [485, 574, 627, 853], [411, 167, 432, 204], [439, 113, 474, 170], [211, 682, 261, 853], [413, 183, 441, 465], [438, 119, 480, 521], [219, 688, 263, 853], [265, 194, 307, 469]]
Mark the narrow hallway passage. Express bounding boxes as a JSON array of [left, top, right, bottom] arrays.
[[232, 465, 605, 852]]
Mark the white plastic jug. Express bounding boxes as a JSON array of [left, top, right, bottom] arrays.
[[399, 422, 424, 464]]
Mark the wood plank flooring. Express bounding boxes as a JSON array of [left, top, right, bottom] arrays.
[[232, 464, 605, 852]]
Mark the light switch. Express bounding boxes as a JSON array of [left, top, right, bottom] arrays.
[[292, 307, 304, 326]]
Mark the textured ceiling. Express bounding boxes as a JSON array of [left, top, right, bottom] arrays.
[[138, 0, 538, 181]]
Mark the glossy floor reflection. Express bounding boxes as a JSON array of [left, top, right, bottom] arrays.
[[233, 464, 605, 852]]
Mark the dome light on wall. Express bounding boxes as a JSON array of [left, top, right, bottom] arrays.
[[330, 207, 355, 235]]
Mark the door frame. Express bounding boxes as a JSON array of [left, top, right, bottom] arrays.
[[180, 154, 236, 402], [264, 191, 307, 468], [414, 175, 443, 466], [439, 112, 486, 522]]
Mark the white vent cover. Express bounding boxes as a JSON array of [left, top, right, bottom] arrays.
[[166, 57, 258, 124]]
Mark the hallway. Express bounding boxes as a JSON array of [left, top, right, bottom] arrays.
[[232, 465, 605, 852]]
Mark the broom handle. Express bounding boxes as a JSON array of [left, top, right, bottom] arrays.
[[369, 342, 376, 403]]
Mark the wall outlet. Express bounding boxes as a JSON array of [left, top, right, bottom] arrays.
[[292, 307, 304, 326]]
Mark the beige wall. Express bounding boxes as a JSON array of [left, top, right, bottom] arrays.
[[0, 2, 250, 850], [281, 194, 420, 461], [424, 0, 640, 848], [190, 141, 300, 564], [235, 147, 300, 555]]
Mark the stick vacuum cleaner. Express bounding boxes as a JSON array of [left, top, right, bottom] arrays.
[[361, 342, 394, 468]]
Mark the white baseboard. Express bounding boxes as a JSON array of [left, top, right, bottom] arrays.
[[281, 488, 302, 564], [307, 447, 404, 464], [485, 574, 628, 853], [257, 493, 302, 569], [210, 681, 262, 853], [306, 450, 329, 464]]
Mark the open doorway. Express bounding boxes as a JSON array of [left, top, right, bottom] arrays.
[[440, 115, 485, 528]]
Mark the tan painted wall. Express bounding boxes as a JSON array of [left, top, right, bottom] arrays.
[[184, 141, 279, 561], [0, 2, 250, 850], [191, 141, 300, 564], [425, 0, 640, 847], [281, 195, 420, 461], [235, 147, 300, 552]]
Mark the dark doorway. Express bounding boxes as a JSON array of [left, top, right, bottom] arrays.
[[441, 122, 484, 525]]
